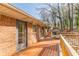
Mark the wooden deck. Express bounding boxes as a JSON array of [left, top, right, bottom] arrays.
[[13, 40, 60, 56], [38, 44, 59, 56]]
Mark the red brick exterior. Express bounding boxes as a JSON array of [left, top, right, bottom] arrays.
[[0, 15, 16, 56], [0, 14, 47, 56]]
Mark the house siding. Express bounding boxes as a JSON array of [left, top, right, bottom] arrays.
[[0, 15, 16, 56]]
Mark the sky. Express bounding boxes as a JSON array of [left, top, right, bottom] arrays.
[[11, 3, 50, 20]]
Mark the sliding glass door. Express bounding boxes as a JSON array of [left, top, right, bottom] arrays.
[[16, 20, 27, 51]]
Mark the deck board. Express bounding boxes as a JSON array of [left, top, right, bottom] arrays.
[[13, 40, 60, 56]]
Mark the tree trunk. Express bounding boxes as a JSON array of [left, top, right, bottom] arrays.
[[68, 3, 73, 31], [57, 3, 63, 31], [71, 3, 73, 31]]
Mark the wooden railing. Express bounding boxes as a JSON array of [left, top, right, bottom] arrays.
[[61, 32, 75, 35], [61, 32, 79, 55], [61, 32, 79, 46], [60, 34, 78, 56]]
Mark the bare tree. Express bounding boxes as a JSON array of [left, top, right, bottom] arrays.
[[37, 3, 75, 32], [68, 3, 74, 31], [38, 4, 58, 28], [57, 3, 63, 31]]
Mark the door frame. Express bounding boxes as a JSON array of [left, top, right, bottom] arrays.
[[16, 20, 27, 52]]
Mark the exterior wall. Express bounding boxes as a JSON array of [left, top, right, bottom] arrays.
[[0, 14, 47, 55], [0, 15, 16, 56], [27, 23, 37, 47]]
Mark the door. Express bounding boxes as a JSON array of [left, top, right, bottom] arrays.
[[16, 20, 27, 51]]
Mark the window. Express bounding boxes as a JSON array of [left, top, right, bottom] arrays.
[[40, 28, 45, 37], [32, 25, 37, 32]]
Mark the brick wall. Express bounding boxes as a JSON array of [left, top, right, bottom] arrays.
[[0, 15, 16, 56]]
